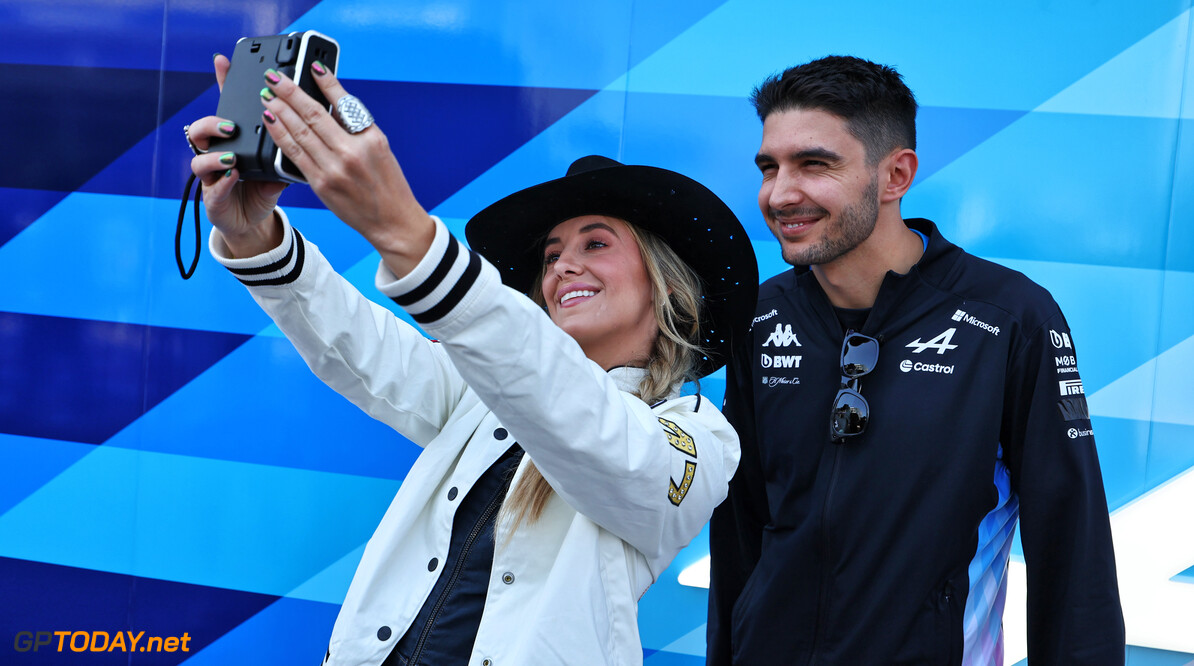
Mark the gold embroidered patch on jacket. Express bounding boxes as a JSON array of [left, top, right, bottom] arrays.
[[658, 417, 697, 457], [659, 418, 698, 505], [668, 461, 697, 506]]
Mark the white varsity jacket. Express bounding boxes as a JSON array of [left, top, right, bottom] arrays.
[[209, 212, 740, 666]]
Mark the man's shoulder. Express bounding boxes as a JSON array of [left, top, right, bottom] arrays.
[[930, 244, 1064, 331], [917, 219, 1054, 307], [757, 268, 804, 302], [950, 249, 1054, 300]]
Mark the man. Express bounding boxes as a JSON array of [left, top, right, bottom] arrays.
[[706, 55, 1124, 665]]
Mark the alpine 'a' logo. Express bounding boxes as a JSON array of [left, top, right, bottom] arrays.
[[762, 323, 802, 348], [905, 328, 959, 355]]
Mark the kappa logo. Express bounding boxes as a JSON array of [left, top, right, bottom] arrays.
[[762, 323, 802, 348], [905, 328, 959, 355], [1059, 379, 1085, 396]]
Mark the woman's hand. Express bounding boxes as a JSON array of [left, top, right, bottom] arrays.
[[188, 54, 287, 257], [258, 63, 434, 277]]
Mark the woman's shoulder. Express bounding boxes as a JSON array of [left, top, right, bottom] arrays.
[[651, 392, 735, 441]]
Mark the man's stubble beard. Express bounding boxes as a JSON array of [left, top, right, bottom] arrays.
[[780, 176, 880, 267]]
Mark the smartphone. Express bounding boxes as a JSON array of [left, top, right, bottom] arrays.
[[210, 31, 340, 183]]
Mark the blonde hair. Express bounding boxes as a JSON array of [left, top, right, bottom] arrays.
[[501, 221, 706, 531]]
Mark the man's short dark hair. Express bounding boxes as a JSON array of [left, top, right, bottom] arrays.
[[751, 55, 917, 164]]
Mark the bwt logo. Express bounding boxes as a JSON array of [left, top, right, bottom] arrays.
[[762, 323, 802, 348], [760, 354, 802, 369]]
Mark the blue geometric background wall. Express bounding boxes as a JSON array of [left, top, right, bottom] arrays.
[[1, 1, 1192, 663]]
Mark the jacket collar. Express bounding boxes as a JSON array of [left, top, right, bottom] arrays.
[[606, 366, 686, 402], [903, 218, 959, 277], [607, 366, 649, 393], [785, 218, 957, 278], [780, 218, 963, 339]]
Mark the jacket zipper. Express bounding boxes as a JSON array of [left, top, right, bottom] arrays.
[[407, 486, 506, 665], [807, 284, 860, 664], [807, 441, 843, 665]]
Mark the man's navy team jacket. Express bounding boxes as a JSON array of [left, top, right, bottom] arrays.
[[707, 218, 1125, 665]]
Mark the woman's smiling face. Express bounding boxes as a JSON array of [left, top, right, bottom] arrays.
[[541, 215, 658, 370]]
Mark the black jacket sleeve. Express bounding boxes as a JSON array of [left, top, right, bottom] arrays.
[[1003, 313, 1125, 664], [707, 335, 770, 665]]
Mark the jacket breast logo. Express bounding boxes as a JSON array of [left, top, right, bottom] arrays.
[[905, 327, 959, 355], [752, 308, 780, 327], [762, 323, 802, 348], [952, 309, 1000, 336], [761, 353, 802, 369]]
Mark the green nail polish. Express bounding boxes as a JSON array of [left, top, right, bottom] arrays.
[[212, 52, 222, 61], [312, 60, 327, 76], [218, 121, 236, 135], [224, 169, 234, 179], [264, 68, 281, 85], [219, 152, 235, 166], [260, 87, 276, 101]]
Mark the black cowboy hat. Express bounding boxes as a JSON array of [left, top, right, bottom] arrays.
[[465, 155, 758, 378]]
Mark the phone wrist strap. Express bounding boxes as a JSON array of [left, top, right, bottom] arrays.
[[176, 173, 202, 279]]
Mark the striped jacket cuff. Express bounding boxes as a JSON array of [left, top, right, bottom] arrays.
[[376, 216, 485, 326], [208, 208, 305, 286]]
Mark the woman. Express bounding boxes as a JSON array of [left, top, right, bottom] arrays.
[[187, 55, 756, 666]]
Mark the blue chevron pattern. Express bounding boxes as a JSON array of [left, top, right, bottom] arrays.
[[1, 1, 1192, 664]]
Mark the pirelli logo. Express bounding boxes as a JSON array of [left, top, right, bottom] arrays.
[[1059, 379, 1085, 396], [659, 417, 698, 506]]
